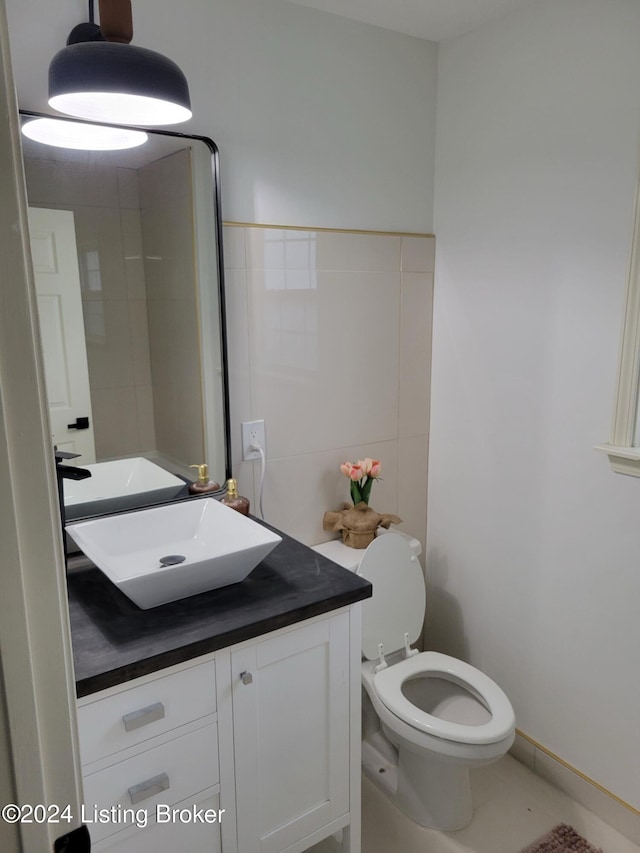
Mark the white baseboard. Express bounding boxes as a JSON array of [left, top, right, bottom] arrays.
[[510, 731, 640, 846]]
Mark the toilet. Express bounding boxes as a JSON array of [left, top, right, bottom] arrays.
[[312, 531, 515, 831]]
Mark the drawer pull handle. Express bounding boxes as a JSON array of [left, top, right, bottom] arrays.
[[240, 671, 253, 685], [122, 702, 165, 732], [128, 772, 170, 805]]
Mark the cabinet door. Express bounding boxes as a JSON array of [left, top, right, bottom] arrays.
[[232, 613, 350, 853]]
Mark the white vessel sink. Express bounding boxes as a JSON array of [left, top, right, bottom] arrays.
[[66, 497, 282, 609], [63, 457, 185, 520]]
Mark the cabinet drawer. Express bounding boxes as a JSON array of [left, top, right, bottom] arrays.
[[78, 659, 216, 766], [92, 792, 222, 852], [83, 722, 219, 844]]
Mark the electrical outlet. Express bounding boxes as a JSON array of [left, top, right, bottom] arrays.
[[241, 419, 266, 461]]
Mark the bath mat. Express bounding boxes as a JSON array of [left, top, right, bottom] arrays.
[[519, 824, 603, 853]]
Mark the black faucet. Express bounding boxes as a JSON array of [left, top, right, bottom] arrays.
[[54, 449, 91, 566]]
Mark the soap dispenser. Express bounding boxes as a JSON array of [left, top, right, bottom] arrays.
[[221, 478, 250, 515], [189, 464, 220, 494]]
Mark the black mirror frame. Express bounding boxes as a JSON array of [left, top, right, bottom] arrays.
[[19, 108, 232, 486]]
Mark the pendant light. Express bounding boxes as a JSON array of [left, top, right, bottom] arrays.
[[48, 0, 192, 127]]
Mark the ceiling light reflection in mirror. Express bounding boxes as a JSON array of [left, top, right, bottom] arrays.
[[22, 118, 148, 151]]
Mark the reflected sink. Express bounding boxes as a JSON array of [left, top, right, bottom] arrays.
[[66, 498, 282, 609], [63, 457, 185, 520]]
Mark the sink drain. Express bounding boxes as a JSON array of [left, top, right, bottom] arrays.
[[158, 554, 186, 566]]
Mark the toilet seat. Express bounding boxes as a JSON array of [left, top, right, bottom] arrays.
[[356, 534, 426, 661], [373, 651, 515, 745], [356, 533, 515, 750]]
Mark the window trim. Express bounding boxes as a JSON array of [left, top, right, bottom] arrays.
[[596, 161, 640, 476]]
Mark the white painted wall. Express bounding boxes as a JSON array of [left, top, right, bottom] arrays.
[[5, 0, 438, 232], [430, 0, 640, 808]]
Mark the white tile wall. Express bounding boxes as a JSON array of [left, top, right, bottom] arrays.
[[91, 387, 141, 459], [84, 299, 134, 390], [23, 157, 121, 209], [398, 434, 429, 558], [399, 272, 433, 439], [401, 234, 436, 273], [248, 268, 400, 457], [224, 224, 434, 552], [120, 208, 146, 300], [73, 206, 129, 301], [139, 150, 205, 469], [116, 167, 140, 210], [315, 231, 401, 272]]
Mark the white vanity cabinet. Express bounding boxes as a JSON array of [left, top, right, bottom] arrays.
[[76, 605, 361, 853]]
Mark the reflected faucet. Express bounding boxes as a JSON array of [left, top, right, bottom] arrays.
[[54, 449, 91, 566]]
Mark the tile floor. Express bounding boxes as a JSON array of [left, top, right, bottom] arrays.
[[310, 755, 639, 853]]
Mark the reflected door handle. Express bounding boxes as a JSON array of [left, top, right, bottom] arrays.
[[67, 417, 89, 430]]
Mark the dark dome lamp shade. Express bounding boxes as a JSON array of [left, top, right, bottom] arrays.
[[47, 0, 191, 126]]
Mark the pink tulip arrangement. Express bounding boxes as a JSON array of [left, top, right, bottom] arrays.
[[340, 458, 382, 506]]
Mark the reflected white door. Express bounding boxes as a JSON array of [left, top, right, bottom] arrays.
[[28, 207, 96, 463]]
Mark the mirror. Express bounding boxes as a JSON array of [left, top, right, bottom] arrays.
[[19, 110, 231, 517]]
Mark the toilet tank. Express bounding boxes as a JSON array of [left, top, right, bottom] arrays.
[[312, 528, 421, 572]]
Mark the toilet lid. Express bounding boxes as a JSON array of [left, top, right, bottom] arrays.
[[357, 534, 425, 661], [373, 651, 515, 744]]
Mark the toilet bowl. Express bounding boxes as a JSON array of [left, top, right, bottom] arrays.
[[312, 531, 515, 831]]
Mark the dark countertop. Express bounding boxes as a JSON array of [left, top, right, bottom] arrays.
[[67, 521, 371, 698]]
